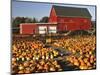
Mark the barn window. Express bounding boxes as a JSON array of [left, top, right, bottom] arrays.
[[39, 26, 47, 34], [49, 26, 57, 33]]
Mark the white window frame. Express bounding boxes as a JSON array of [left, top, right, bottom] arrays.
[[39, 26, 47, 34], [49, 26, 57, 33]]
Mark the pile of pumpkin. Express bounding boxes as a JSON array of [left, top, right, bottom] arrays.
[[12, 39, 61, 74], [12, 59, 62, 74], [53, 35, 96, 70], [12, 35, 96, 73]]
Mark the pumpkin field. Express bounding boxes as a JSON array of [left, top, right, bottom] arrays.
[[12, 33, 96, 74]]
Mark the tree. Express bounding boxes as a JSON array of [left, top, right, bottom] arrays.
[[12, 17, 39, 27], [40, 16, 49, 23], [32, 18, 38, 23], [25, 18, 32, 23], [12, 17, 26, 27]]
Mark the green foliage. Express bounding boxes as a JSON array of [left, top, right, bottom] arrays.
[[32, 18, 38, 23], [12, 17, 26, 27], [25, 18, 32, 23], [12, 17, 38, 27], [40, 16, 49, 23]]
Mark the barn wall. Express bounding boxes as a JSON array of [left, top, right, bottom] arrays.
[[57, 17, 91, 31], [49, 8, 57, 23], [20, 23, 57, 34], [80, 19, 92, 30], [57, 22, 80, 31], [20, 24, 37, 34], [20, 17, 91, 34]]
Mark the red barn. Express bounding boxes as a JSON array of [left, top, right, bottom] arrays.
[[49, 5, 92, 31], [20, 23, 37, 34], [20, 23, 57, 34], [20, 5, 92, 34]]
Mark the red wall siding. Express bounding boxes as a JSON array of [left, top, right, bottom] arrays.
[[80, 19, 91, 30], [20, 17, 91, 34], [57, 17, 91, 31], [20, 24, 37, 34], [58, 22, 80, 31], [20, 24, 57, 34]]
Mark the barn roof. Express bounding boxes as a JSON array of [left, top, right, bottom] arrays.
[[53, 5, 91, 18]]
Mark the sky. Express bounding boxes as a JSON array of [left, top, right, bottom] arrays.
[[12, 0, 96, 21]]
